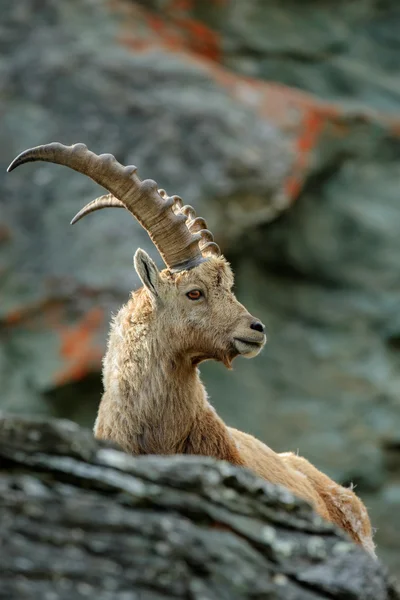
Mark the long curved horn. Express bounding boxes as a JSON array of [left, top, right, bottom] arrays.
[[7, 142, 208, 270], [70, 194, 125, 224], [70, 192, 221, 259]]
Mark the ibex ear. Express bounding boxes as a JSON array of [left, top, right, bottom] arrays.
[[134, 249, 161, 298]]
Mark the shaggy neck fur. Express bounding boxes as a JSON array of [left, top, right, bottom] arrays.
[[96, 289, 241, 461]]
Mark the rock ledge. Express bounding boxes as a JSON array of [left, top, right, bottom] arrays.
[[0, 414, 398, 600]]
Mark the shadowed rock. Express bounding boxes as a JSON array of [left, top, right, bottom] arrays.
[[0, 414, 398, 600]]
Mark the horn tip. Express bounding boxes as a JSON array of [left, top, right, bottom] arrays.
[[70, 212, 82, 225], [7, 156, 22, 172]]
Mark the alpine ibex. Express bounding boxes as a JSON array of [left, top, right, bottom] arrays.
[[8, 142, 375, 556]]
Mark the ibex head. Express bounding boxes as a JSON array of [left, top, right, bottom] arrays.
[[133, 249, 265, 368], [8, 143, 266, 367]]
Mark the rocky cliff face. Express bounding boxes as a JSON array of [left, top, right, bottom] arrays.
[[1, 0, 400, 574], [1, 414, 398, 600]]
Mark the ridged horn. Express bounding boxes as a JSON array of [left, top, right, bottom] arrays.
[[182, 205, 221, 258], [70, 194, 125, 224], [71, 195, 221, 258], [70, 194, 222, 260], [8, 142, 206, 270], [68, 190, 221, 259]]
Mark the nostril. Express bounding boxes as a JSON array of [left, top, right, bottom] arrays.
[[250, 321, 264, 333]]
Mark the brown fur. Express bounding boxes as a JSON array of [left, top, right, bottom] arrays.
[[95, 253, 375, 556]]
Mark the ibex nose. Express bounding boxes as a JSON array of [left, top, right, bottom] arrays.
[[250, 321, 265, 333]]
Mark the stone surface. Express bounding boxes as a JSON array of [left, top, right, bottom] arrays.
[[0, 414, 398, 600], [0, 0, 291, 412], [1, 0, 400, 576], [137, 0, 400, 113]]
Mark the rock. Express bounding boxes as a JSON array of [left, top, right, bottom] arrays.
[[2, 0, 400, 576], [218, 110, 400, 570], [0, 413, 398, 600], [0, 0, 291, 414], [140, 0, 400, 113]]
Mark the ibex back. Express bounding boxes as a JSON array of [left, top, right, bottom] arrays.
[[8, 142, 375, 556]]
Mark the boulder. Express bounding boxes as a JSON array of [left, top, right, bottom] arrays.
[[2, 0, 400, 574], [0, 414, 398, 600]]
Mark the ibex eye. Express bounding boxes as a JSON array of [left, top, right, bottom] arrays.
[[186, 290, 202, 300]]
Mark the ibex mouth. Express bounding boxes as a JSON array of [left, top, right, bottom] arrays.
[[233, 337, 265, 358]]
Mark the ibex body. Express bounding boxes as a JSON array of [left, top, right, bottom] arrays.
[[8, 142, 375, 557]]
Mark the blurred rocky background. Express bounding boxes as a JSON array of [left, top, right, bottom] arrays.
[[1, 0, 400, 575]]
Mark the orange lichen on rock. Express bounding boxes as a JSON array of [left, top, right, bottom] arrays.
[[2, 299, 106, 386], [3, 299, 60, 328], [110, 0, 221, 61], [4, 308, 25, 327], [195, 62, 341, 203], [284, 109, 325, 201], [173, 16, 221, 61], [146, 13, 185, 52], [110, 0, 350, 206], [54, 307, 105, 386]]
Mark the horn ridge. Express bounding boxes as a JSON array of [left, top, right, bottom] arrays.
[[8, 142, 221, 268], [178, 204, 221, 259], [7, 142, 202, 269]]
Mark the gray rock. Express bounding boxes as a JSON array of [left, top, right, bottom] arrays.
[[144, 0, 400, 112], [2, 0, 400, 577], [0, 413, 398, 600], [0, 0, 290, 414]]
